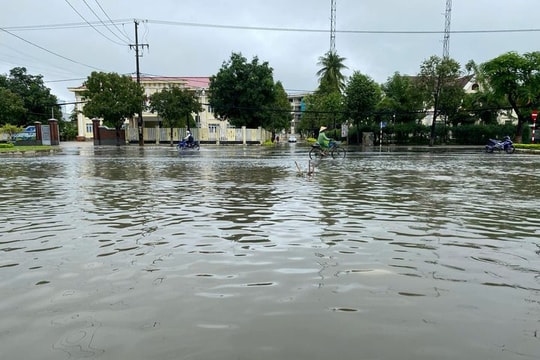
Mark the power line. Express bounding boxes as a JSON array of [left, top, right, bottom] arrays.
[[64, 0, 126, 46], [144, 19, 540, 35], [80, 0, 130, 44], [93, 0, 132, 42], [0, 27, 103, 71], [5, 19, 540, 35]]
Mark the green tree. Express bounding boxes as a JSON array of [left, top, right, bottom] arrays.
[[82, 71, 144, 145], [379, 72, 425, 124], [0, 88, 26, 125], [316, 50, 348, 94], [417, 56, 463, 145], [480, 51, 540, 143], [149, 86, 203, 146], [457, 61, 503, 125], [59, 120, 77, 141], [0, 124, 24, 142], [343, 71, 382, 143], [263, 81, 292, 138], [0, 67, 60, 126], [299, 91, 343, 138], [209, 52, 276, 128]]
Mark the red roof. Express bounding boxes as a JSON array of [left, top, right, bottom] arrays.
[[137, 76, 210, 89]]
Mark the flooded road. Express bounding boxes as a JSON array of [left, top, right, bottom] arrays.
[[1, 142, 539, 360]]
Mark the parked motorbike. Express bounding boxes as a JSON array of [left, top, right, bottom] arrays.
[[485, 136, 515, 154], [177, 139, 200, 151]]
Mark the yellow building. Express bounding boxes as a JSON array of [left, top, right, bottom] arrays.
[[69, 76, 226, 141]]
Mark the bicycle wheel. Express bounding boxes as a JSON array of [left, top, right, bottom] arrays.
[[309, 146, 323, 160], [331, 147, 346, 159]]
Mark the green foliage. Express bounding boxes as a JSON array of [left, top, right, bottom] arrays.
[[451, 124, 517, 145], [82, 72, 144, 131], [298, 91, 344, 136], [0, 143, 15, 149], [149, 86, 202, 127], [316, 51, 348, 94], [378, 72, 424, 124], [0, 67, 60, 126], [344, 71, 381, 126], [385, 122, 430, 145], [0, 88, 26, 125], [417, 56, 464, 144], [263, 81, 292, 133], [480, 51, 540, 142], [209, 52, 276, 128], [0, 124, 24, 141], [149, 86, 202, 145], [59, 120, 78, 141]]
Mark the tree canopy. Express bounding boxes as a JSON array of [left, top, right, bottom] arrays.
[[480, 51, 540, 142], [0, 88, 26, 125], [0, 67, 60, 126], [82, 71, 144, 132], [316, 50, 348, 94], [417, 56, 463, 145], [378, 72, 424, 124], [262, 81, 292, 135], [299, 91, 344, 138], [209, 52, 276, 128], [148, 86, 202, 145], [342, 72, 381, 143]]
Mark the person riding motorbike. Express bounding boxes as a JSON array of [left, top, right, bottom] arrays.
[[184, 130, 194, 147]]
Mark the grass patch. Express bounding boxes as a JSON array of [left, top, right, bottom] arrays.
[[515, 143, 540, 150], [0, 145, 55, 153]]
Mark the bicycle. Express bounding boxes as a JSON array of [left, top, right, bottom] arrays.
[[309, 141, 346, 160]]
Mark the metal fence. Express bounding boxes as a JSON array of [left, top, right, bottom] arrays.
[[126, 126, 272, 145]]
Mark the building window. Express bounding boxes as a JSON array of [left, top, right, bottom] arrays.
[[86, 123, 93, 133], [209, 124, 218, 133]]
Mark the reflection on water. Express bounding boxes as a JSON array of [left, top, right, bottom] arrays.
[[1, 143, 539, 360]]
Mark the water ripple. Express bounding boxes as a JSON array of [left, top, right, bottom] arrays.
[[1, 147, 540, 360]]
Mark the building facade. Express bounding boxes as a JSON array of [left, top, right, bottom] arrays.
[[69, 76, 227, 141], [70, 75, 306, 142]]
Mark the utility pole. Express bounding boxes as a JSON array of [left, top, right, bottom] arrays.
[[130, 20, 149, 146]]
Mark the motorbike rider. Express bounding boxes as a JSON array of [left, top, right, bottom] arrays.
[[184, 130, 194, 147]]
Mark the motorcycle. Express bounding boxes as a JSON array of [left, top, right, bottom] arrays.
[[485, 136, 515, 154], [177, 139, 200, 151]]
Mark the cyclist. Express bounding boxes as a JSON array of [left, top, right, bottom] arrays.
[[317, 126, 333, 155]]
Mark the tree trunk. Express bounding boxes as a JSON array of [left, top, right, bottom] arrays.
[[508, 96, 524, 143]]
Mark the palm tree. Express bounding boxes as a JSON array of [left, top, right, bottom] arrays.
[[316, 50, 348, 94]]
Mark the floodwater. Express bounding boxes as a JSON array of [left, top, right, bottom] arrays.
[[1, 142, 539, 360]]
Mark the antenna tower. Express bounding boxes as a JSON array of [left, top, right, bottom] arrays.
[[442, 0, 452, 58], [330, 0, 336, 52]]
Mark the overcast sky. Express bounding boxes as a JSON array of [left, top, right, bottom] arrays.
[[1, 0, 539, 108]]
